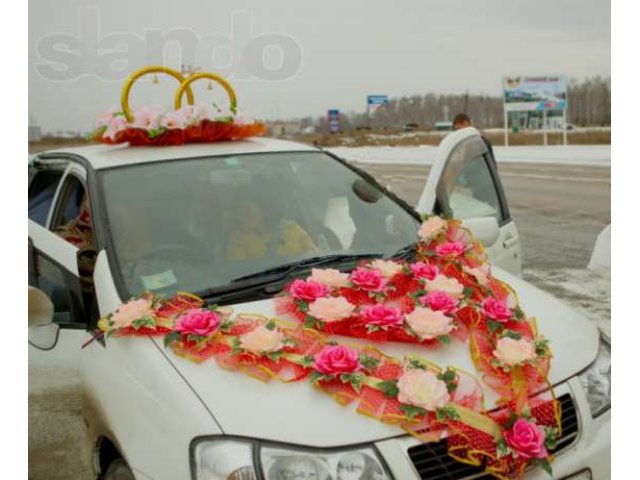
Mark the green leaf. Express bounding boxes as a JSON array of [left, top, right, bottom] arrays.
[[206, 304, 219, 311], [502, 330, 522, 340], [163, 331, 182, 348], [359, 354, 380, 371], [437, 368, 457, 393], [514, 306, 525, 320], [496, 439, 511, 459], [544, 427, 559, 450], [377, 380, 399, 398], [437, 335, 451, 346], [487, 319, 503, 334], [504, 412, 519, 430], [300, 355, 315, 368], [463, 286, 474, 298], [304, 316, 316, 329], [265, 319, 276, 331], [309, 371, 326, 384], [532, 458, 553, 476], [131, 316, 155, 330], [408, 358, 428, 370], [400, 404, 427, 421], [231, 337, 242, 355], [267, 351, 283, 362], [296, 300, 309, 312], [366, 324, 380, 334], [148, 128, 166, 139], [435, 405, 460, 421], [219, 320, 233, 332], [341, 373, 364, 392]]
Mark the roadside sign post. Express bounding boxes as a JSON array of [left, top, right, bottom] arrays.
[[503, 75, 568, 147], [328, 109, 340, 134], [367, 95, 389, 127]]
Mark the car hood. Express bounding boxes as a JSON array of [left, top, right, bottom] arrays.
[[154, 267, 599, 447]]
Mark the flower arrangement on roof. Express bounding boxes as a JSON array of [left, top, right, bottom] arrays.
[[90, 65, 266, 146]]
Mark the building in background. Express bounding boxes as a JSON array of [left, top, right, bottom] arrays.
[[29, 115, 42, 142]]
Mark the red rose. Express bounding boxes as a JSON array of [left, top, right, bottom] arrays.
[[289, 279, 330, 302], [313, 345, 361, 375], [503, 418, 548, 459], [481, 297, 513, 322], [350, 267, 388, 292]]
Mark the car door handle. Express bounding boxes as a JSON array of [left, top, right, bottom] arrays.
[[503, 234, 519, 249]]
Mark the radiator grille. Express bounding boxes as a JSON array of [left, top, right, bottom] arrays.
[[406, 394, 579, 479]]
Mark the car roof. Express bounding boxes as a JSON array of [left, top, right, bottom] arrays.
[[36, 137, 319, 170]]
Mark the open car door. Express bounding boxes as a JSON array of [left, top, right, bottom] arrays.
[[416, 127, 522, 275]]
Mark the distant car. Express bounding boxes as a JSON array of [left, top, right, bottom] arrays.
[[402, 123, 419, 132], [29, 129, 609, 479]]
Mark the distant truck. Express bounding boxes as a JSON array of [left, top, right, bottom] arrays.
[[434, 121, 454, 131]]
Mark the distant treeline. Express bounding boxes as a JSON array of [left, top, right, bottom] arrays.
[[303, 76, 610, 131]]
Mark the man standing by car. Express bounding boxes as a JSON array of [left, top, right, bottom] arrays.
[[452, 113, 496, 167]]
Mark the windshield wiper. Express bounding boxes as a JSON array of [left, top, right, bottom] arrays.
[[390, 241, 418, 261], [231, 253, 380, 283], [193, 253, 379, 301]]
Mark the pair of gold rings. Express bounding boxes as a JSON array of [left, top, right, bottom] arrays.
[[120, 66, 237, 122]]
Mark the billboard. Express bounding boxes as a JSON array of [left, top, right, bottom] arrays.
[[328, 109, 340, 133], [503, 75, 567, 112], [367, 95, 389, 117]]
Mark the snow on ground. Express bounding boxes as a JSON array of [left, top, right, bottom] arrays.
[[524, 268, 611, 337], [328, 145, 611, 167]]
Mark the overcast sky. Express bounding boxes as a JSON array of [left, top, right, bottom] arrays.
[[29, 0, 610, 132]]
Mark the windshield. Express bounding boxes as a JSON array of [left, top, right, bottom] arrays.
[[100, 151, 420, 298]]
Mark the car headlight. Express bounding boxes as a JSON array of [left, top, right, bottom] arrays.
[[578, 333, 611, 417], [192, 437, 393, 480]]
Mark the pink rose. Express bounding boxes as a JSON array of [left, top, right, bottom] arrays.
[[350, 267, 388, 292], [482, 297, 513, 322], [309, 268, 350, 288], [160, 111, 188, 129], [463, 264, 491, 286], [435, 241, 466, 258], [370, 259, 403, 279], [405, 307, 455, 339], [418, 216, 448, 241], [398, 369, 450, 411], [494, 337, 537, 366], [410, 262, 439, 281], [420, 291, 459, 314], [424, 275, 464, 298], [289, 279, 330, 302], [174, 308, 221, 337], [239, 325, 285, 354], [131, 107, 162, 131], [103, 115, 127, 140], [95, 108, 118, 129], [361, 304, 404, 327], [503, 418, 548, 459], [313, 345, 361, 375], [307, 297, 356, 322], [110, 298, 154, 329]]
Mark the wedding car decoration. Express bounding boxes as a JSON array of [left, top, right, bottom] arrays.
[[97, 216, 559, 479], [90, 65, 266, 146]]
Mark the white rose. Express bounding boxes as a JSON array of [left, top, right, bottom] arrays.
[[370, 259, 403, 279], [397, 369, 450, 411], [493, 337, 537, 366], [424, 275, 465, 298], [418, 216, 448, 241], [239, 325, 285, 354], [405, 307, 455, 340]]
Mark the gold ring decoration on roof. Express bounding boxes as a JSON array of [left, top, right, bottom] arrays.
[[120, 66, 195, 122], [173, 72, 238, 112]]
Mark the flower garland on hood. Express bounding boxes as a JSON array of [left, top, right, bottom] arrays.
[[97, 216, 559, 479]]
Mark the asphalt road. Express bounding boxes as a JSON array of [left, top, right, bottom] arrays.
[[29, 161, 611, 480]]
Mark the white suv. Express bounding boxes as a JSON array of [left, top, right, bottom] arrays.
[[28, 128, 610, 479]]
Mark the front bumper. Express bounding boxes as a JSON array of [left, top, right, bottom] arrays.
[[374, 377, 611, 480]]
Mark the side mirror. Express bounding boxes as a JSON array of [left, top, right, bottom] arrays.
[[28, 286, 59, 350], [462, 216, 500, 247]]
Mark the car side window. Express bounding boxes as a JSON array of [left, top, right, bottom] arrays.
[[436, 150, 507, 224], [29, 251, 83, 326], [28, 171, 64, 226]]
